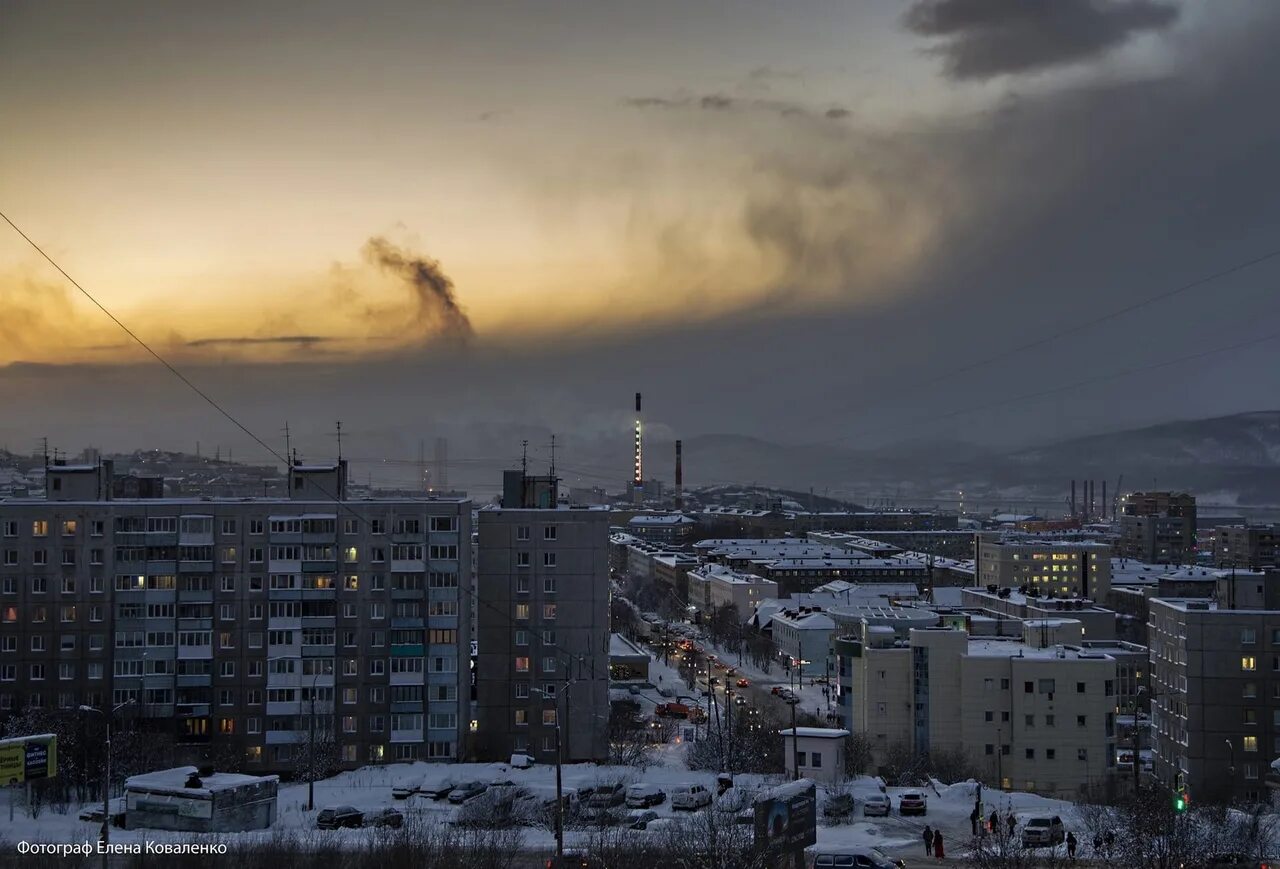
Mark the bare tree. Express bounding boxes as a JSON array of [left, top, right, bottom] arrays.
[[608, 703, 659, 769]]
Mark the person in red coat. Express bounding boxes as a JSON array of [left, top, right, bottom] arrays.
[[933, 829, 945, 859]]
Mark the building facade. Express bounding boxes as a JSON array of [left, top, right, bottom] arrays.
[[976, 539, 1112, 599], [0, 461, 472, 772], [1215, 525, 1280, 571], [474, 480, 610, 764], [685, 563, 778, 617], [1120, 492, 1197, 565], [842, 622, 1117, 798], [1148, 584, 1280, 805]]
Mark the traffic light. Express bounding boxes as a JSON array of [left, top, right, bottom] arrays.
[[1173, 790, 1189, 812]]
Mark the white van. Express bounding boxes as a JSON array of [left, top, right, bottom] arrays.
[[671, 783, 713, 810]]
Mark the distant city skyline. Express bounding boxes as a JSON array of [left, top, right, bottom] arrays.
[[3, 1, 1280, 454]]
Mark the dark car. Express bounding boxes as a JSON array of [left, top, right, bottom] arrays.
[[448, 781, 489, 804], [420, 780, 457, 801], [365, 807, 404, 829], [317, 805, 363, 829]]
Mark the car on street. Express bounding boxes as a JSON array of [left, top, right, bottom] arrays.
[[627, 809, 660, 830], [736, 678, 750, 688], [448, 781, 489, 804], [671, 783, 713, 810], [897, 792, 927, 816], [418, 780, 457, 801], [316, 805, 363, 829], [392, 777, 423, 799], [734, 695, 746, 706], [656, 702, 691, 719], [625, 783, 666, 808], [1020, 816, 1065, 847], [861, 794, 891, 817], [365, 807, 404, 828], [811, 848, 905, 869], [586, 782, 627, 810]]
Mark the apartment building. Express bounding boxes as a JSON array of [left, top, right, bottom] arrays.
[[1148, 574, 1280, 804], [1120, 492, 1197, 564], [976, 539, 1112, 599], [0, 460, 472, 772], [685, 563, 778, 617], [474, 472, 610, 763], [1215, 525, 1280, 570], [841, 620, 1117, 798]]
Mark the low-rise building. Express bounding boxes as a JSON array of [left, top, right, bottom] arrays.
[[627, 513, 698, 544], [780, 727, 849, 783], [770, 607, 837, 677], [960, 587, 1118, 641]]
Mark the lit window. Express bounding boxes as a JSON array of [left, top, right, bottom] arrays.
[[1242, 656, 1257, 672], [1244, 735, 1258, 752]]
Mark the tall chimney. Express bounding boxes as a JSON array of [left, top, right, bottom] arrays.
[[633, 392, 644, 504], [1071, 480, 1077, 520], [1101, 480, 1107, 524], [675, 439, 683, 509]]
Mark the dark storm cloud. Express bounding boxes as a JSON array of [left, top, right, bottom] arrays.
[[360, 237, 473, 341], [185, 336, 332, 348], [904, 0, 1181, 80]]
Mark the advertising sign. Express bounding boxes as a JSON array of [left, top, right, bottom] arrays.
[[0, 734, 57, 785], [753, 780, 817, 853]]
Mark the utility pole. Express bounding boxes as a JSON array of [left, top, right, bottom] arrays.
[[787, 697, 800, 781], [307, 669, 322, 811], [80, 699, 132, 869], [533, 683, 574, 866]]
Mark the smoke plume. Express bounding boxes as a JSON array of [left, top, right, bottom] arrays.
[[361, 237, 473, 340]]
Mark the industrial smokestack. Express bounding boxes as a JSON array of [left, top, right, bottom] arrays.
[[675, 440, 683, 508], [1071, 480, 1076, 520], [1101, 480, 1107, 523], [632, 392, 644, 503]]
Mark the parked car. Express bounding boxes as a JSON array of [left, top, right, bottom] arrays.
[[392, 777, 423, 800], [823, 793, 854, 818], [811, 848, 905, 869], [714, 786, 759, 816], [628, 684, 642, 696], [418, 780, 457, 801], [316, 806, 363, 829], [448, 781, 489, 804], [1020, 816, 1065, 847], [626, 783, 666, 808], [861, 794, 891, 817], [671, 783, 713, 810], [627, 809, 660, 830], [587, 782, 627, 809], [365, 807, 404, 829], [897, 792, 927, 816]]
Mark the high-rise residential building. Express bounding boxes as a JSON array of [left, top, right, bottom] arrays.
[[1120, 492, 1197, 564], [1215, 525, 1280, 570], [474, 471, 610, 763], [0, 459, 471, 772], [838, 619, 1118, 798], [976, 538, 1112, 599], [1148, 572, 1280, 805]]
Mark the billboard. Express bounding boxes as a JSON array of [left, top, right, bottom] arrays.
[[753, 779, 816, 854], [0, 733, 57, 785]]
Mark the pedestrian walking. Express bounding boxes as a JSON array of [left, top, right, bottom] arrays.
[[1104, 829, 1115, 856], [1007, 813, 1016, 837], [1066, 832, 1077, 859], [970, 806, 980, 836], [933, 829, 945, 859], [923, 826, 934, 856], [1092, 833, 1103, 856], [989, 810, 999, 833]]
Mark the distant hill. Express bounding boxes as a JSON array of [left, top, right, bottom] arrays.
[[651, 411, 1280, 506]]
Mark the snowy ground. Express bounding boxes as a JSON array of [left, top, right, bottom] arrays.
[[4, 758, 1078, 863]]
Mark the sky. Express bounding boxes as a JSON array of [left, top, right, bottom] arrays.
[[2, 0, 1280, 485]]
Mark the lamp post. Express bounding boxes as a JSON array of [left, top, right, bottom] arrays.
[[785, 697, 800, 781], [533, 680, 582, 866], [80, 699, 134, 869], [307, 668, 324, 811]]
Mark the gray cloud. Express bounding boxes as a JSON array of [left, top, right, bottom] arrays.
[[904, 0, 1181, 80], [623, 93, 850, 123]]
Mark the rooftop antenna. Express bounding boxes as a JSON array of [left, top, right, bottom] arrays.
[[549, 434, 557, 480], [521, 440, 529, 476], [283, 422, 292, 468], [41, 436, 48, 472], [336, 420, 343, 463]]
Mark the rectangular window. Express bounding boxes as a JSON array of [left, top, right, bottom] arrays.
[[543, 552, 557, 568], [1243, 628, 1257, 645], [1243, 656, 1257, 672], [1244, 735, 1259, 752]]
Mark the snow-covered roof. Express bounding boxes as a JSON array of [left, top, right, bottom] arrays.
[[125, 766, 277, 798], [778, 728, 850, 739], [629, 514, 697, 526], [609, 633, 648, 659], [770, 610, 836, 630]]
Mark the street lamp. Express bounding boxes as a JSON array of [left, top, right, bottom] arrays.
[[784, 696, 800, 781], [307, 667, 325, 811], [532, 680, 585, 867], [79, 699, 134, 869]]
